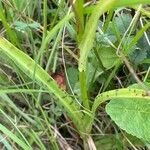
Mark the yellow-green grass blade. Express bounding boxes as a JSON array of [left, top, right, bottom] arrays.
[[115, 0, 150, 7], [0, 37, 84, 133], [84, 0, 150, 14]]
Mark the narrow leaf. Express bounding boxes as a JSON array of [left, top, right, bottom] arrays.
[[0, 124, 31, 150], [0, 37, 84, 132]]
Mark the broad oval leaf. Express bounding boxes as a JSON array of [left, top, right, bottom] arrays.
[[106, 98, 150, 143]]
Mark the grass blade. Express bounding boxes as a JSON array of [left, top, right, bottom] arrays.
[[0, 37, 84, 133], [0, 123, 31, 150]]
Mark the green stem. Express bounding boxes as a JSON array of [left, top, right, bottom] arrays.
[[40, 0, 47, 66], [79, 71, 90, 110], [103, 10, 114, 32], [74, 0, 84, 42]]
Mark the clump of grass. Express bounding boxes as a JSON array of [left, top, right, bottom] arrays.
[[0, 0, 150, 149]]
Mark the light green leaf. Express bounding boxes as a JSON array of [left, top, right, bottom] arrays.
[[106, 98, 150, 143]]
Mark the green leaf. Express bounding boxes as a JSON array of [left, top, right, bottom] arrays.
[[97, 46, 118, 69], [86, 52, 103, 86], [113, 14, 132, 35], [13, 21, 41, 31], [106, 98, 150, 143], [66, 67, 79, 92], [129, 48, 147, 64]]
